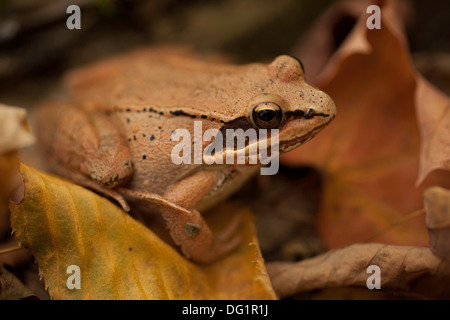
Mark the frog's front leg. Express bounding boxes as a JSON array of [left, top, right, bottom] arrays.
[[35, 102, 134, 211], [160, 170, 242, 263]]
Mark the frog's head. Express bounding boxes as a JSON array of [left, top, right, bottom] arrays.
[[207, 55, 336, 164], [252, 55, 336, 153]]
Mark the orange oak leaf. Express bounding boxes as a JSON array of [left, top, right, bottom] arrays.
[[425, 186, 450, 259], [416, 77, 450, 184], [282, 0, 450, 248]]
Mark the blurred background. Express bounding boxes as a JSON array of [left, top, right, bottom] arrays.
[[0, 1, 449, 299], [1, 0, 449, 263], [0, 0, 449, 109]]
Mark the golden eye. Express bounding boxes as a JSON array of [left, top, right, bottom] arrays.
[[251, 102, 283, 129]]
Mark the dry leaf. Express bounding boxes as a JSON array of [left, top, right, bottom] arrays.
[[416, 77, 450, 184], [0, 266, 38, 300], [9, 163, 276, 300], [424, 186, 450, 259], [267, 243, 450, 299], [0, 151, 19, 238], [282, 0, 450, 248], [0, 104, 35, 238], [293, 0, 411, 85], [0, 104, 35, 154]]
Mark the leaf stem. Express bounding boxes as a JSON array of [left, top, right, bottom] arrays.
[[0, 245, 24, 255]]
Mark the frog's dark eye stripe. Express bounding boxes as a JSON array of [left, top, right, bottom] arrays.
[[285, 108, 329, 120], [251, 102, 283, 129]]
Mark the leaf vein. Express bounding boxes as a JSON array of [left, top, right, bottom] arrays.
[[92, 197, 121, 299], [64, 185, 93, 299], [37, 174, 61, 298], [122, 214, 148, 299]]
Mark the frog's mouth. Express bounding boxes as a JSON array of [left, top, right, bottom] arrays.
[[203, 113, 334, 165], [202, 123, 324, 165], [278, 119, 331, 153]]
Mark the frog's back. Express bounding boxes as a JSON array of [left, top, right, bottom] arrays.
[[64, 47, 270, 122]]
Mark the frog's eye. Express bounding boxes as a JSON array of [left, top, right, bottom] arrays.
[[251, 102, 283, 129]]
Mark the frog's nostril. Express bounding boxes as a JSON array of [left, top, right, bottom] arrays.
[[304, 108, 315, 119]]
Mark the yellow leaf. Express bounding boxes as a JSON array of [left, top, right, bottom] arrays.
[[10, 163, 275, 300]]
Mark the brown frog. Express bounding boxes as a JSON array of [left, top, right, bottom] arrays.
[[35, 47, 336, 263]]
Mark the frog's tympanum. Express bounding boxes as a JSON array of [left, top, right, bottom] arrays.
[[35, 47, 336, 263]]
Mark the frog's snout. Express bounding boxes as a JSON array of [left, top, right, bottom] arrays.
[[307, 90, 337, 123], [287, 90, 336, 123]]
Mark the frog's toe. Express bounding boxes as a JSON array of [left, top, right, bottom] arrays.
[[216, 213, 242, 242], [192, 216, 243, 264], [117, 197, 130, 212], [178, 214, 243, 264], [212, 233, 243, 259], [192, 233, 242, 264]]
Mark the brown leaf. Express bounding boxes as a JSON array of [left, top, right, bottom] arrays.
[[10, 163, 276, 300], [293, 0, 412, 85], [416, 77, 450, 184], [425, 186, 450, 259], [282, 0, 450, 248], [0, 266, 38, 300], [267, 243, 450, 299], [0, 151, 19, 238]]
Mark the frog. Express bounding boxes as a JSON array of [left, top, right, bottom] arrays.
[[35, 47, 336, 263]]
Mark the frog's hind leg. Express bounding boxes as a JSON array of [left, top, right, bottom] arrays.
[[120, 171, 242, 263], [116, 187, 190, 214]]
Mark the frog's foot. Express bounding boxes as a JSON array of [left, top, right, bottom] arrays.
[[118, 187, 242, 263], [82, 180, 130, 212], [204, 214, 243, 262], [51, 161, 130, 211], [214, 213, 243, 245], [164, 207, 242, 264], [199, 232, 242, 264]]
